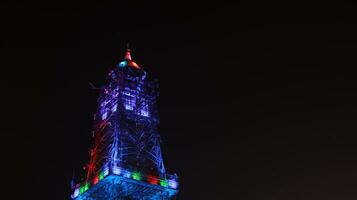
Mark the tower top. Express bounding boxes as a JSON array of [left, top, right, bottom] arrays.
[[124, 42, 131, 60], [118, 44, 140, 69], [124, 48, 132, 60]]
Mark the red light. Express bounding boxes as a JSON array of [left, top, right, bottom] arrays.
[[125, 48, 132, 60], [93, 176, 99, 185], [128, 61, 140, 69], [147, 175, 159, 185]]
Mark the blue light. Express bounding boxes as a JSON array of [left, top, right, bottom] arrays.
[[122, 90, 150, 117], [111, 104, 117, 112], [168, 180, 178, 189], [71, 188, 79, 198], [139, 103, 149, 117], [112, 166, 121, 175], [101, 112, 108, 120], [103, 166, 109, 176], [123, 170, 131, 178], [118, 61, 127, 67], [123, 92, 135, 111]]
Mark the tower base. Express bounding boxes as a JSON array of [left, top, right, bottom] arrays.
[[74, 175, 177, 200]]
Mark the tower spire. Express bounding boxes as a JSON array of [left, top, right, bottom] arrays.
[[118, 43, 140, 69], [125, 43, 132, 60]]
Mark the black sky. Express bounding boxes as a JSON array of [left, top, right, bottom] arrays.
[[2, 1, 357, 200]]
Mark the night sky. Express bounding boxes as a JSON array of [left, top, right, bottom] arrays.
[[2, 1, 357, 200]]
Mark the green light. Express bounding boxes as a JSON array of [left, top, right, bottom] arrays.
[[79, 182, 90, 194], [99, 171, 104, 180], [132, 172, 141, 181], [84, 183, 89, 191], [79, 186, 85, 194], [160, 180, 168, 187]]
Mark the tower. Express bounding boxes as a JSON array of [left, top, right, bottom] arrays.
[[71, 46, 179, 200]]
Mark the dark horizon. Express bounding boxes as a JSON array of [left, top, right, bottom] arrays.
[[2, 1, 357, 200]]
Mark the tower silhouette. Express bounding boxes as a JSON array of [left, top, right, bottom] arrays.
[[71, 46, 179, 200]]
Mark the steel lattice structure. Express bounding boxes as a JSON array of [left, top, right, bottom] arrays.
[[71, 47, 178, 200]]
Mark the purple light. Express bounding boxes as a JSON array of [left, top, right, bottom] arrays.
[[71, 188, 79, 198], [111, 104, 117, 112], [101, 112, 108, 120], [139, 103, 149, 117], [103, 166, 109, 176], [123, 92, 135, 111], [112, 166, 121, 175], [168, 180, 178, 189]]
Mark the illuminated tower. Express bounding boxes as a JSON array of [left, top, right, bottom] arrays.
[[70, 46, 179, 200]]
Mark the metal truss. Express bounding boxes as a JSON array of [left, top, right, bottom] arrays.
[[72, 48, 178, 200]]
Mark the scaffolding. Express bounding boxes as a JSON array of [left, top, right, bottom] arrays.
[[71, 48, 178, 200]]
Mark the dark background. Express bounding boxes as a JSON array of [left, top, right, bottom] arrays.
[[2, 1, 357, 200]]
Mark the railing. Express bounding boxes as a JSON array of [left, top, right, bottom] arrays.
[[71, 164, 178, 199]]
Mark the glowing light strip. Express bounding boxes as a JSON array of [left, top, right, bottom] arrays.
[[71, 166, 178, 198]]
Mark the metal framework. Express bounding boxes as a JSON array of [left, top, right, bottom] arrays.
[[71, 47, 178, 200]]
